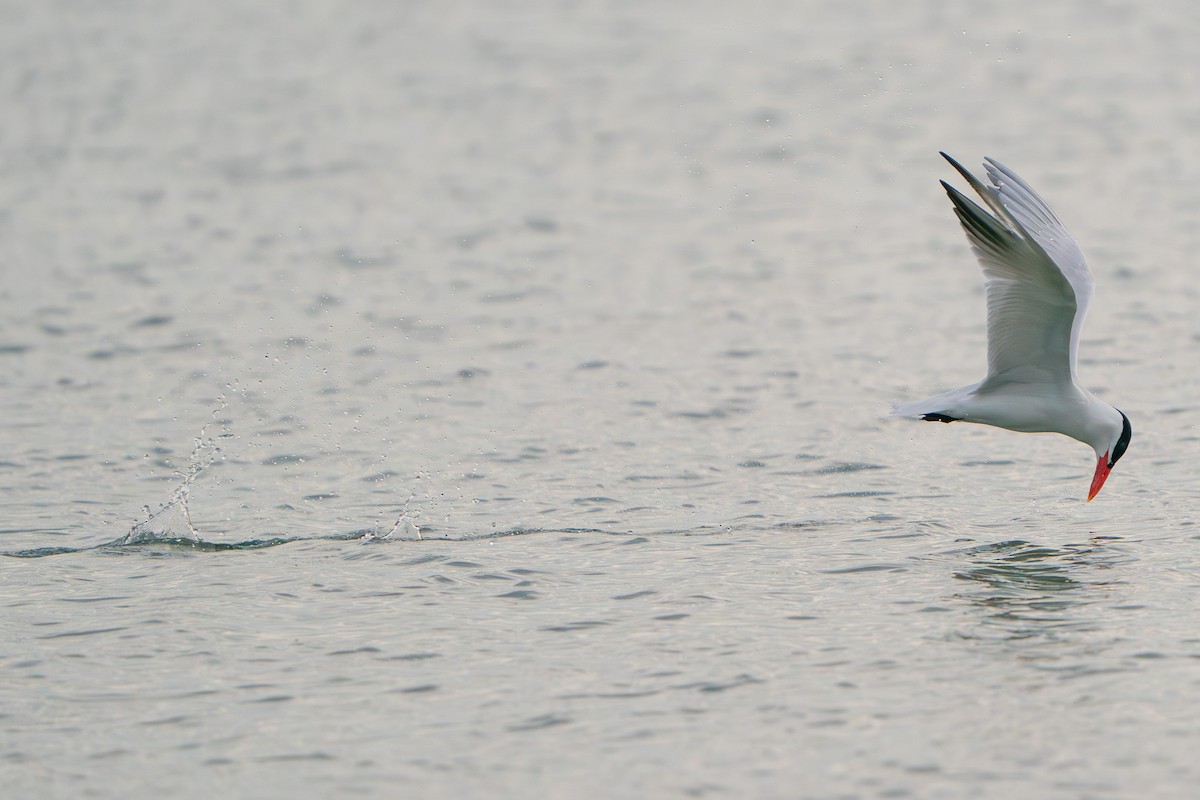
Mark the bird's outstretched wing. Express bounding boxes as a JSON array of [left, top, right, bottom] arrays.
[[940, 152, 1094, 386]]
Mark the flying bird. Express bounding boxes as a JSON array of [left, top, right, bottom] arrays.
[[893, 153, 1131, 500]]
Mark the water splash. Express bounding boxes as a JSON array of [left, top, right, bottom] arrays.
[[120, 493, 201, 545], [362, 474, 425, 542], [114, 396, 228, 546]]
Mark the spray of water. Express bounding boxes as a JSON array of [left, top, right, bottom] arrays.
[[115, 394, 229, 545], [362, 471, 426, 542], [112, 388, 429, 548]]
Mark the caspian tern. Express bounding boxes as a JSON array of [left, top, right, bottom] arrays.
[[893, 153, 1131, 501]]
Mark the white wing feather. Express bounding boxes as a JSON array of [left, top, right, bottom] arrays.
[[940, 153, 1093, 387]]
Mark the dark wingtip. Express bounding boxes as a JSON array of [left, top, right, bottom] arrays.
[[939, 151, 979, 186], [939, 179, 973, 208]]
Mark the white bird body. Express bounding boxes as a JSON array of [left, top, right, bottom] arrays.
[[894, 153, 1131, 500]]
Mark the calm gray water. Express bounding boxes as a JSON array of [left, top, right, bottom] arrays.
[[4, 2, 1200, 798]]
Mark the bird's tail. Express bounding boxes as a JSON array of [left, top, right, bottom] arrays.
[[890, 384, 977, 421]]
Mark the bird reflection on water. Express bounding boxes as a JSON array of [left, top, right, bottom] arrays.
[[950, 538, 1130, 646]]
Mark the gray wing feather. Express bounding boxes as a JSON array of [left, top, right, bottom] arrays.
[[939, 153, 1093, 385]]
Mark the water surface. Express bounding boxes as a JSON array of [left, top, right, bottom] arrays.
[[4, 2, 1200, 798]]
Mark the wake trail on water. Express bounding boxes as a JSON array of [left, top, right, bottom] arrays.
[[3, 393, 748, 559], [112, 391, 429, 548], [3, 391, 435, 558]]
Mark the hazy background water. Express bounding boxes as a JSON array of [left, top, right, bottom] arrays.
[[4, 1, 1200, 798]]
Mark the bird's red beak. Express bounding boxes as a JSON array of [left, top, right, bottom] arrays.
[[1088, 452, 1111, 502]]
